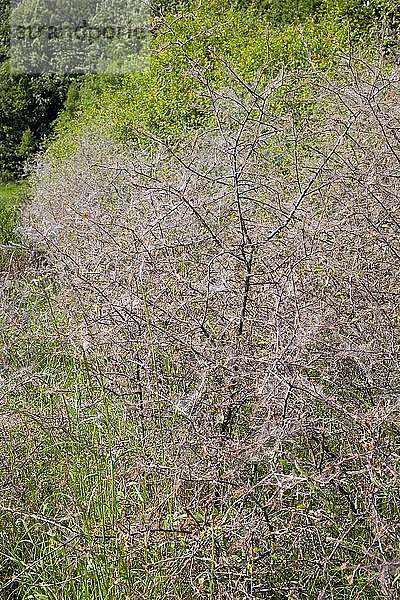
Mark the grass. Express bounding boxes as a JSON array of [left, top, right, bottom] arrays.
[[0, 181, 29, 245], [0, 268, 198, 598]]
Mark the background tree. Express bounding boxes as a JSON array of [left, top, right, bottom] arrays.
[[0, 0, 72, 180]]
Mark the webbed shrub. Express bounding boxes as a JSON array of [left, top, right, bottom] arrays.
[[18, 58, 400, 597]]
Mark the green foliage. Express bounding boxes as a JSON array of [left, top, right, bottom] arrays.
[[0, 0, 10, 62], [323, 0, 398, 37], [63, 81, 81, 118], [18, 127, 35, 158], [0, 1, 72, 179], [51, 0, 356, 156], [0, 60, 72, 178], [51, 0, 400, 159], [239, 0, 324, 25]]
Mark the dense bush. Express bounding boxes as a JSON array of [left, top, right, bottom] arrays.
[[2, 56, 397, 598]]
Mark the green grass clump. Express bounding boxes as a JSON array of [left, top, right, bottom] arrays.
[[0, 181, 28, 245]]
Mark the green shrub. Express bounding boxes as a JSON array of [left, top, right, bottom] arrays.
[[51, 0, 400, 161], [50, 0, 359, 158], [18, 127, 35, 159]]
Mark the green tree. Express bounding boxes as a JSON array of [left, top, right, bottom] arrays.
[[0, 62, 71, 178], [0, 0, 72, 179]]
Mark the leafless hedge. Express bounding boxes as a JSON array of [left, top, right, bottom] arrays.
[[23, 57, 400, 597]]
